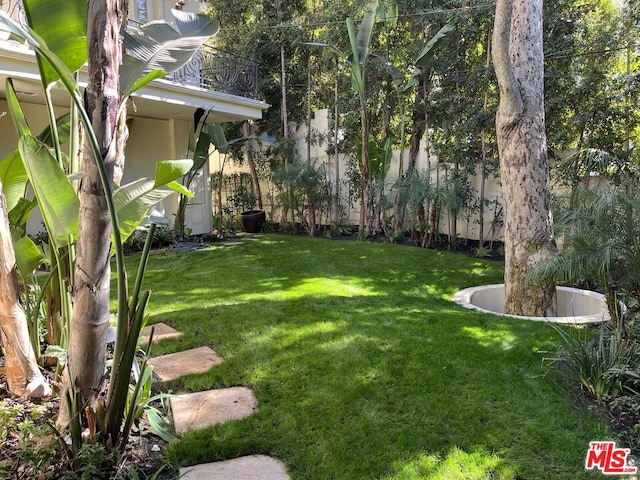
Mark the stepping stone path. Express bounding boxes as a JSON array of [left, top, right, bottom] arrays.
[[148, 346, 223, 382], [144, 318, 290, 479], [140, 322, 183, 345], [179, 455, 289, 480], [171, 387, 258, 434]]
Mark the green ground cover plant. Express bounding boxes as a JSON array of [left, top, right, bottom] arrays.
[[130, 234, 613, 479]]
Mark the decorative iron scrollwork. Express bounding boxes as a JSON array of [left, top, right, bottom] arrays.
[[168, 45, 258, 99], [0, 0, 27, 28]]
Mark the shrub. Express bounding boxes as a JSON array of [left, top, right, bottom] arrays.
[[550, 322, 640, 401]]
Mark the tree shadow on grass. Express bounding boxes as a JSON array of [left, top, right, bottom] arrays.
[[159, 300, 607, 479], [135, 237, 607, 479]]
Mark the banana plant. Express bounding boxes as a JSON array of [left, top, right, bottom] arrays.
[[22, 0, 87, 171], [2, 81, 194, 330], [0, 2, 218, 453], [306, 0, 379, 233]]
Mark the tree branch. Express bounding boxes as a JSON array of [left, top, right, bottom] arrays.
[[493, 0, 523, 123]]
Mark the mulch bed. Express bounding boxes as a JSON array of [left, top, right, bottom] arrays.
[[0, 356, 170, 479]]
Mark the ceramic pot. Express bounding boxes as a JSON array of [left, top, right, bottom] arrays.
[[240, 209, 266, 233]]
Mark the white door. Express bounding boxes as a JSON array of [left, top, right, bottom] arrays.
[[184, 161, 213, 235]]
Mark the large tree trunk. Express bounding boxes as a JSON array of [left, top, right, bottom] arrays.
[[0, 183, 51, 398], [60, 0, 121, 425], [493, 0, 556, 316]]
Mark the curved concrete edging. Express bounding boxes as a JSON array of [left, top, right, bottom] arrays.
[[453, 284, 610, 324]]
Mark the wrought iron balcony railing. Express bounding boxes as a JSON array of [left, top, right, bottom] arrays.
[[167, 45, 258, 99], [0, 1, 259, 99], [0, 0, 27, 27]]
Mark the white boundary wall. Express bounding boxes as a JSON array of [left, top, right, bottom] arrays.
[[221, 108, 506, 242]]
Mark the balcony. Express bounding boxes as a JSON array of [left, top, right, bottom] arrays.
[[168, 45, 258, 99], [0, 0, 26, 26], [0, 1, 259, 99]]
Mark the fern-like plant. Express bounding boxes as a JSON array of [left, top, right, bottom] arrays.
[[533, 184, 640, 326]]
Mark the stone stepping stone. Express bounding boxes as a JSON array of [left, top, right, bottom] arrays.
[[179, 455, 289, 479], [139, 322, 183, 345], [148, 346, 223, 382], [221, 241, 244, 246], [171, 387, 258, 434]]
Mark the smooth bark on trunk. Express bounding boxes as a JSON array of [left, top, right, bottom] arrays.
[[60, 0, 121, 423], [0, 183, 51, 398], [493, 0, 556, 316]]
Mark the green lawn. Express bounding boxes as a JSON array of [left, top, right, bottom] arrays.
[[129, 234, 611, 479]]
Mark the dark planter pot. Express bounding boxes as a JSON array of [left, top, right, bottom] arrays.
[[240, 209, 266, 233]]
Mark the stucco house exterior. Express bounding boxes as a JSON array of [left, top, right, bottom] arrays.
[[0, 0, 268, 236]]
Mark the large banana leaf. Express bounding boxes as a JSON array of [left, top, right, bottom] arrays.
[[415, 20, 456, 69], [207, 123, 245, 156], [3, 79, 73, 213], [376, 1, 398, 29], [346, 17, 360, 70], [153, 159, 194, 191], [18, 136, 79, 248], [14, 235, 46, 277], [0, 118, 73, 217], [120, 9, 220, 96], [208, 123, 229, 154], [347, 0, 379, 103], [22, 0, 87, 86], [6, 78, 31, 136], [0, 11, 82, 103], [353, 0, 378, 66], [114, 160, 194, 244], [3, 80, 32, 213], [0, 150, 28, 213], [192, 130, 211, 172]]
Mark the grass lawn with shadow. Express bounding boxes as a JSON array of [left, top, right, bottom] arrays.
[[126, 234, 611, 479]]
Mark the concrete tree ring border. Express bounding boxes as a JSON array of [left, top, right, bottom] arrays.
[[453, 284, 610, 324]]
